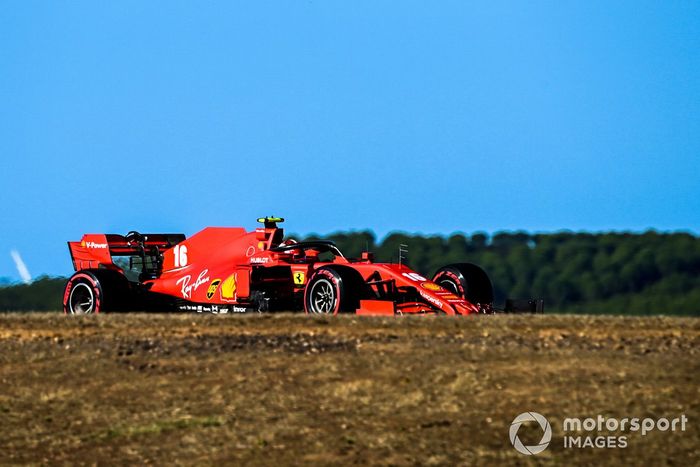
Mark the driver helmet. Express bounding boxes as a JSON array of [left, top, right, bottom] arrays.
[[279, 238, 302, 258]]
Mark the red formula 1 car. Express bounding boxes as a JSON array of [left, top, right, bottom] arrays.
[[64, 217, 542, 315]]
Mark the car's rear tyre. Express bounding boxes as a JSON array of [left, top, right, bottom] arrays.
[[304, 266, 366, 315], [432, 263, 494, 305], [63, 270, 131, 314]]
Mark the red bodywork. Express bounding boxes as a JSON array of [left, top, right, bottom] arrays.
[[67, 220, 484, 315]]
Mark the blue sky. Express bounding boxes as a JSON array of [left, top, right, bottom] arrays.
[[1, 1, 699, 279]]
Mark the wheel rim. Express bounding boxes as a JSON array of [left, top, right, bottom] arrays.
[[69, 283, 94, 314], [309, 279, 337, 314], [438, 278, 461, 297]]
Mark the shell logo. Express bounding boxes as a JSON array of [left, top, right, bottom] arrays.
[[421, 282, 443, 291], [220, 274, 236, 300]]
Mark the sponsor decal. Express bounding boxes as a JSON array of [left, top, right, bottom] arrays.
[[176, 269, 210, 299], [178, 303, 227, 314], [419, 291, 443, 309], [293, 271, 306, 285], [232, 306, 247, 313], [250, 257, 270, 264], [440, 293, 460, 300], [83, 241, 108, 249], [206, 279, 221, 300], [220, 274, 236, 300], [421, 282, 443, 291], [258, 241, 265, 250]]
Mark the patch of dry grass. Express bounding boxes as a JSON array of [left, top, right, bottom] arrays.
[[0, 313, 698, 465]]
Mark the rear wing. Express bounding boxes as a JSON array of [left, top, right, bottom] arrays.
[[68, 233, 186, 272]]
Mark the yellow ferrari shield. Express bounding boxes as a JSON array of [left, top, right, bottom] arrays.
[[293, 271, 306, 285]]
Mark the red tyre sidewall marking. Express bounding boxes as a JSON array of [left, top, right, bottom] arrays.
[[434, 270, 465, 299], [64, 273, 102, 314], [306, 269, 342, 315]]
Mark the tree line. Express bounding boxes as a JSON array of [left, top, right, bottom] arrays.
[[1, 230, 698, 315], [308, 230, 700, 316]]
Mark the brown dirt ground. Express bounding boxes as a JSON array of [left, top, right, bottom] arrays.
[[0, 313, 698, 466]]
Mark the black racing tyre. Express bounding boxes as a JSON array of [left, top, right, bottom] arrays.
[[63, 270, 131, 314], [432, 263, 494, 306], [304, 266, 367, 315]]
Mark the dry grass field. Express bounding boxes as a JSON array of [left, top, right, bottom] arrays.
[[0, 313, 698, 465]]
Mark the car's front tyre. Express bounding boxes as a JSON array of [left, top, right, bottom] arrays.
[[304, 266, 366, 315], [432, 263, 494, 306]]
